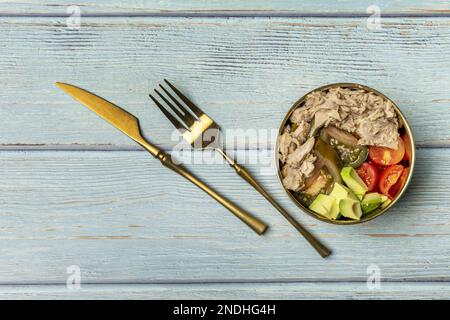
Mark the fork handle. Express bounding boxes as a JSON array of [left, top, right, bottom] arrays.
[[231, 161, 331, 258], [155, 151, 268, 235]]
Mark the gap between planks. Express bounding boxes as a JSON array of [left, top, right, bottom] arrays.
[[1, 279, 449, 286], [2, 13, 450, 18]]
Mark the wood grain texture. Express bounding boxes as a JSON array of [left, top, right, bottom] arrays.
[[0, 17, 449, 149], [1, 5, 450, 299], [0, 1, 448, 16], [1, 283, 449, 299], [0, 148, 447, 284]]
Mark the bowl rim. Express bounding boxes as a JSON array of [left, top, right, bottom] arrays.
[[275, 82, 416, 225]]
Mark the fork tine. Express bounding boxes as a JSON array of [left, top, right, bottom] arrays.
[[154, 88, 186, 122], [164, 79, 204, 118], [149, 94, 187, 131], [159, 84, 196, 126]]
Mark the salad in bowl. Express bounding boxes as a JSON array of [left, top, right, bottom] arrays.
[[276, 83, 414, 224]]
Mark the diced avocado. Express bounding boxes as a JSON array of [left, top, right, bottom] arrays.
[[329, 182, 358, 219], [380, 195, 388, 203], [308, 194, 328, 216], [309, 194, 339, 220], [380, 198, 392, 210], [339, 198, 363, 220], [340, 166, 368, 200], [329, 200, 340, 220], [361, 192, 382, 214], [329, 182, 358, 202]]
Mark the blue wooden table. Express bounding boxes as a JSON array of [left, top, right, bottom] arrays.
[[1, 1, 450, 299]]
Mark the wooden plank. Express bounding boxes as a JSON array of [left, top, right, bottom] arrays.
[[0, 17, 449, 149], [1, 282, 450, 299], [0, 148, 448, 283], [0, 1, 448, 16]]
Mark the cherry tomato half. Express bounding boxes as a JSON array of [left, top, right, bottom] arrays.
[[388, 167, 410, 198], [379, 165, 404, 198], [369, 138, 405, 166], [356, 162, 379, 191]]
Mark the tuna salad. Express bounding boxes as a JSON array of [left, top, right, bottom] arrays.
[[278, 85, 412, 221]]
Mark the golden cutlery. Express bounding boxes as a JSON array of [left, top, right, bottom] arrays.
[[56, 82, 268, 235], [149, 80, 331, 257]]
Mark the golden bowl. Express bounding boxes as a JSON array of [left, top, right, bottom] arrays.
[[275, 83, 415, 224]]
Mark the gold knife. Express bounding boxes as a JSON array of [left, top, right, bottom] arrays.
[[56, 82, 268, 235]]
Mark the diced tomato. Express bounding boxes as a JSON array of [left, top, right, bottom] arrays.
[[379, 165, 404, 198], [388, 167, 410, 198], [402, 133, 412, 162], [369, 138, 405, 166], [356, 162, 379, 191]]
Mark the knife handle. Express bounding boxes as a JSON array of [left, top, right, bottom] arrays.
[[155, 151, 268, 235]]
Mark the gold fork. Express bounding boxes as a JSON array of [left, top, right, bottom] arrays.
[[149, 80, 331, 258]]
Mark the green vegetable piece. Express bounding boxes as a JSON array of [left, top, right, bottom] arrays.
[[340, 166, 368, 200], [339, 198, 363, 220], [361, 192, 382, 213], [320, 127, 368, 168], [329, 182, 358, 202], [309, 194, 340, 220], [380, 198, 392, 210], [315, 138, 343, 184], [345, 147, 369, 168], [380, 195, 388, 203], [329, 200, 340, 219]]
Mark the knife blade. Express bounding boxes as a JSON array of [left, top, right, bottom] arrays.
[[56, 82, 268, 235], [56, 82, 160, 157]]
